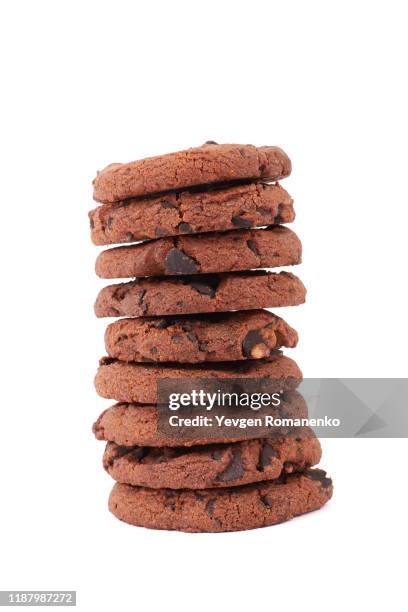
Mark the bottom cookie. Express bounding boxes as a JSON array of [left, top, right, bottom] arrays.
[[108, 469, 333, 532]]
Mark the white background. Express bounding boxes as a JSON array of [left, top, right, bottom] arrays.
[[0, 1, 407, 610]]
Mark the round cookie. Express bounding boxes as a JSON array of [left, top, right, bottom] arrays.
[[89, 182, 294, 246], [103, 435, 322, 489], [104, 310, 298, 363], [108, 469, 333, 532], [94, 354, 302, 404], [95, 226, 301, 279], [94, 271, 306, 318], [92, 392, 309, 447], [93, 143, 291, 202]]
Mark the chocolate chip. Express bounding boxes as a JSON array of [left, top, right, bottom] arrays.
[[155, 227, 166, 237], [216, 448, 244, 482], [258, 207, 272, 216], [178, 222, 193, 233], [165, 248, 199, 274], [187, 331, 198, 344], [258, 442, 278, 471], [108, 445, 147, 467], [198, 341, 208, 351], [107, 216, 113, 229], [304, 469, 332, 489], [247, 239, 259, 256], [89, 215, 95, 229], [232, 216, 252, 228], [242, 330, 266, 358], [189, 282, 216, 297], [205, 499, 216, 516], [171, 334, 183, 343], [260, 495, 273, 508], [204, 141, 218, 145], [150, 346, 158, 354], [112, 285, 129, 301], [126, 231, 135, 241], [161, 200, 176, 209]]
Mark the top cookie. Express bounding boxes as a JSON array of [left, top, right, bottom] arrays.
[[93, 143, 291, 202]]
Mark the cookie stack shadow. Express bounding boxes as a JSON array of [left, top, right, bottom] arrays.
[[90, 142, 332, 532]]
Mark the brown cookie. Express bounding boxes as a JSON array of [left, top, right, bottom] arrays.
[[89, 182, 294, 246], [104, 310, 298, 363], [103, 435, 322, 489], [95, 225, 301, 279], [93, 143, 291, 202], [108, 469, 333, 532], [94, 271, 306, 318], [94, 354, 302, 403], [92, 392, 309, 447]]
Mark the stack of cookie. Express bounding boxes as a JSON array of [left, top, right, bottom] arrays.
[[90, 143, 332, 532]]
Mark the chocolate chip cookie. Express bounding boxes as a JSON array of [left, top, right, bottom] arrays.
[[89, 182, 294, 245], [94, 353, 302, 403], [104, 310, 298, 363], [95, 225, 301, 279], [93, 143, 291, 202], [108, 469, 333, 532], [103, 434, 321, 489], [93, 391, 309, 447], [94, 271, 306, 318]]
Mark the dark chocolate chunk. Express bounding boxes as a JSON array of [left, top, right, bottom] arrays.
[[188, 282, 216, 297], [204, 140, 218, 145], [258, 442, 278, 471], [108, 445, 147, 467], [247, 239, 259, 256], [242, 330, 266, 357], [89, 215, 95, 229], [211, 450, 222, 461], [107, 216, 113, 229], [161, 200, 176, 209], [178, 222, 193, 233], [304, 469, 332, 489], [216, 448, 244, 482], [165, 248, 199, 274], [260, 495, 273, 508], [186, 331, 198, 344], [232, 216, 252, 228], [155, 227, 166, 237]]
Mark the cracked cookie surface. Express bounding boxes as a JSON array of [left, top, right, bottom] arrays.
[[94, 270, 306, 318], [89, 182, 294, 245], [104, 310, 298, 363], [108, 469, 333, 532], [93, 143, 291, 202], [96, 225, 301, 278]]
